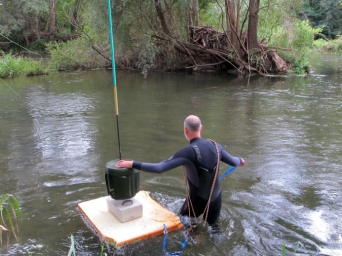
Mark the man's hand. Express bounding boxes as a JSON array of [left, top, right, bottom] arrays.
[[239, 158, 245, 167], [115, 160, 133, 168]]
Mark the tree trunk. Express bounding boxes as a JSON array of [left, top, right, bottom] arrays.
[[225, 0, 239, 50], [2, 0, 7, 25], [247, 0, 260, 50], [154, 0, 171, 36], [35, 12, 40, 40], [190, 0, 200, 27], [71, 0, 82, 34], [45, 16, 50, 33], [48, 0, 57, 34]]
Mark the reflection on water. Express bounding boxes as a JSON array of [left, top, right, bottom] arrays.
[[27, 88, 97, 178], [1, 55, 342, 255]]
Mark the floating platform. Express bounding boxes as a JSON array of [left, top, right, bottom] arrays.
[[78, 191, 183, 247]]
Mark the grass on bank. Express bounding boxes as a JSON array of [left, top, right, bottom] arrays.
[[311, 37, 342, 53], [0, 52, 47, 78]]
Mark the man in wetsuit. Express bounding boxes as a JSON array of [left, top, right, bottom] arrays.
[[115, 115, 245, 225]]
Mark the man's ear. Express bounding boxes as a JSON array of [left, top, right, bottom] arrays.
[[184, 126, 189, 134], [200, 125, 203, 132]]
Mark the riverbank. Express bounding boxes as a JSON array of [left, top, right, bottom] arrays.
[[1, 39, 341, 79]]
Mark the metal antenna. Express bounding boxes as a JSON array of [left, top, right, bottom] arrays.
[[107, 0, 122, 159]]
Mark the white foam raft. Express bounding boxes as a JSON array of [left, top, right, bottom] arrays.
[[78, 190, 183, 247]]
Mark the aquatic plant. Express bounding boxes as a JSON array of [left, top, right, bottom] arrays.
[[67, 235, 76, 256], [0, 194, 22, 252], [282, 241, 313, 256], [68, 234, 107, 256]]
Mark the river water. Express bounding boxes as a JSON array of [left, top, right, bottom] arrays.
[[0, 55, 341, 255]]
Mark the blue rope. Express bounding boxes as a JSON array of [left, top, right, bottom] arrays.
[[163, 224, 187, 255], [219, 166, 237, 180]]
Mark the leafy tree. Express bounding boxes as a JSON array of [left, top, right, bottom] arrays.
[[301, 0, 342, 38], [0, 0, 319, 74], [0, 0, 81, 47], [258, 0, 302, 43], [0, 0, 26, 38]]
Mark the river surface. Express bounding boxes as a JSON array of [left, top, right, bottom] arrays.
[[0, 55, 341, 255]]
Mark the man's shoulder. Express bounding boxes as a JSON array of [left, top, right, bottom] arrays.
[[173, 145, 196, 158]]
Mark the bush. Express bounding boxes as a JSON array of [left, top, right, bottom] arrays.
[[293, 55, 310, 74], [0, 52, 46, 78], [292, 21, 322, 52], [135, 34, 158, 77], [46, 36, 111, 72], [269, 20, 322, 55], [312, 37, 342, 53], [269, 20, 321, 74], [29, 40, 47, 51], [279, 51, 310, 75]]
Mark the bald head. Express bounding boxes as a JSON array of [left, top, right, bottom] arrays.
[[184, 115, 202, 132], [184, 115, 202, 141]]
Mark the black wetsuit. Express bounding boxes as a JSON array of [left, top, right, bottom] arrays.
[[132, 137, 242, 224]]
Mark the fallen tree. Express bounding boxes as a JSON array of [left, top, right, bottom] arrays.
[[152, 0, 291, 75], [173, 26, 291, 75]]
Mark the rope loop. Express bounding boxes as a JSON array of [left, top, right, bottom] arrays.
[[163, 224, 187, 256]]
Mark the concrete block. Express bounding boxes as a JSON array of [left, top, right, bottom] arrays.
[[106, 196, 143, 223]]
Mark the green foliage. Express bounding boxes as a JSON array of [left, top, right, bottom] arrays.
[[0, 194, 22, 247], [293, 20, 322, 51], [269, 20, 322, 54], [29, 40, 47, 51], [67, 234, 107, 256], [45, 1, 118, 71], [302, 0, 342, 39], [0, 52, 46, 78], [281, 241, 313, 256], [258, 0, 302, 43], [199, 2, 224, 30], [100, 245, 107, 256], [312, 37, 342, 53], [0, 0, 48, 37], [292, 54, 310, 74], [275, 50, 310, 75], [46, 42, 79, 72], [46, 36, 110, 72], [0, 1, 26, 37], [250, 50, 266, 73], [136, 34, 158, 76], [267, 17, 322, 74], [67, 235, 76, 256]]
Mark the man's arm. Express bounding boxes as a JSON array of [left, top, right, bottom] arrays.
[[115, 147, 195, 173], [220, 150, 245, 167]]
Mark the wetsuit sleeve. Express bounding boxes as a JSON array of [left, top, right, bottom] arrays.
[[220, 149, 242, 167], [132, 147, 195, 174]]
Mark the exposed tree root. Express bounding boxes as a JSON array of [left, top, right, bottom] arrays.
[[173, 26, 291, 75]]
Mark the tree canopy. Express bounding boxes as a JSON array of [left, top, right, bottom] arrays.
[[0, 0, 329, 75], [301, 0, 342, 39]]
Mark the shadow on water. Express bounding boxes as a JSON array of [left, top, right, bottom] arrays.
[[1, 55, 342, 255]]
